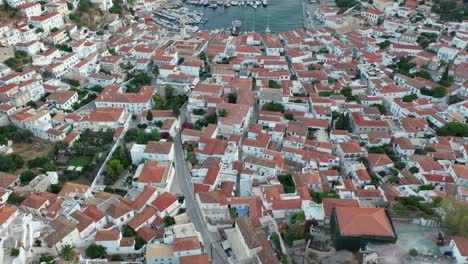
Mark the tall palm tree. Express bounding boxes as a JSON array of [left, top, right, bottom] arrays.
[[59, 244, 79, 261]]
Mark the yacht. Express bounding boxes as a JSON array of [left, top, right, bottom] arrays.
[[262, 0, 267, 6]]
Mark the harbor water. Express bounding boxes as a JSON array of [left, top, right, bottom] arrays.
[[184, 0, 303, 33]]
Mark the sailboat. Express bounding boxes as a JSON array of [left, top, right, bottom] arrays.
[[265, 14, 271, 34]]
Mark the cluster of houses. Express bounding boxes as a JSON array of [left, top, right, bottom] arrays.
[[0, 0, 467, 263]]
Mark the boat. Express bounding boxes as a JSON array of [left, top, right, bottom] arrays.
[[208, 3, 217, 8], [262, 0, 267, 6], [265, 14, 270, 34], [231, 19, 241, 36], [253, 4, 257, 8]]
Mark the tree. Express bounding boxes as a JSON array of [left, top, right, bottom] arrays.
[[26, 100, 38, 109], [186, 152, 197, 165], [205, 113, 218, 124], [409, 248, 418, 257], [334, 113, 351, 131], [415, 70, 432, 80], [448, 95, 463, 105], [20, 170, 36, 184], [164, 216, 175, 227], [85, 244, 107, 259], [228, 93, 237, 103], [165, 85, 175, 98], [371, 104, 387, 115], [409, 167, 419, 174], [441, 199, 468, 237], [218, 109, 227, 117], [0, 154, 24, 172], [111, 255, 122, 261], [269, 80, 281, 89], [153, 93, 168, 110], [378, 40, 391, 49], [10, 248, 19, 257], [49, 184, 62, 194], [152, 65, 159, 75], [262, 102, 285, 112], [193, 109, 206, 116], [432, 87, 447, 98], [402, 94, 418, 102], [146, 110, 153, 122], [198, 51, 206, 61], [436, 122, 468, 137], [106, 159, 123, 182], [340, 86, 352, 97], [59, 244, 79, 261], [284, 113, 294, 120], [7, 193, 25, 206], [395, 162, 406, 170], [112, 146, 131, 168]]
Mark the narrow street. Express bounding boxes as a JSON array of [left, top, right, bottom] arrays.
[[173, 104, 229, 263]]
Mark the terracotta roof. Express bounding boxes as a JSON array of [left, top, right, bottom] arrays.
[[236, 217, 261, 250], [272, 199, 302, 210], [137, 226, 162, 242], [180, 254, 211, 264], [82, 107, 124, 123], [131, 185, 157, 211], [137, 161, 169, 184], [105, 202, 133, 219], [452, 236, 468, 256], [120, 237, 135, 247], [451, 164, 468, 179], [368, 154, 393, 167], [57, 182, 90, 197], [46, 90, 77, 105], [96, 85, 155, 104], [96, 230, 120, 241], [0, 172, 18, 187], [173, 236, 201, 252], [322, 198, 359, 218], [151, 192, 177, 212], [335, 207, 394, 237], [45, 216, 77, 247], [144, 141, 173, 154], [0, 205, 17, 225], [128, 205, 157, 231], [70, 210, 94, 232], [83, 205, 105, 222], [197, 191, 227, 205], [293, 172, 321, 186], [21, 193, 48, 209], [338, 141, 363, 153]]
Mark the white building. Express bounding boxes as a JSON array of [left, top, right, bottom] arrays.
[[130, 141, 175, 165], [449, 236, 468, 264], [30, 12, 64, 32], [95, 85, 155, 114]]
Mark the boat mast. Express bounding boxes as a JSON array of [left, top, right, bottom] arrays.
[[266, 13, 270, 34]]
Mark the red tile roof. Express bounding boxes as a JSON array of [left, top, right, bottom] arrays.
[[335, 207, 394, 237], [95, 230, 120, 241], [131, 185, 157, 211], [180, 254, 211, 264], [452, 236, 468, 256], [151, 192, 177, 212], [322, 198, 359, 218], [173, 236, 201, 252]]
